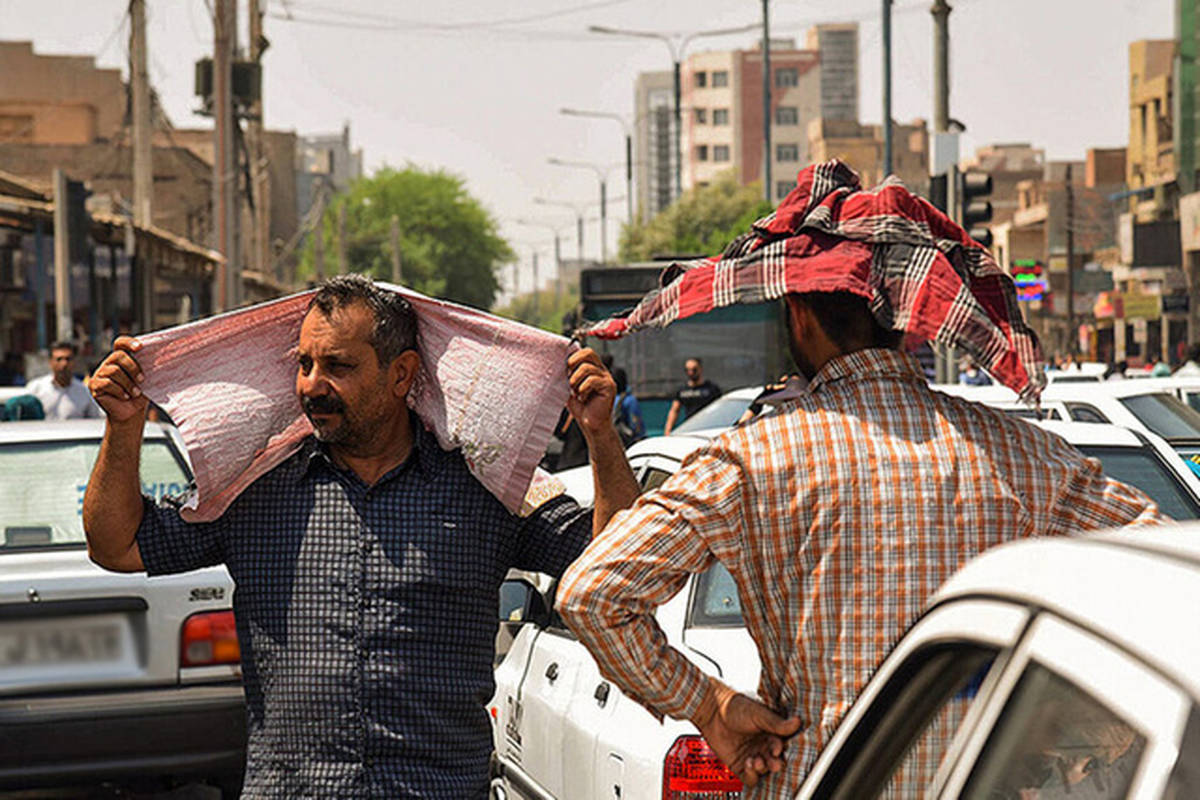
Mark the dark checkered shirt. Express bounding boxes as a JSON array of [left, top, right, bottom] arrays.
[[137, 418, 592, 798]]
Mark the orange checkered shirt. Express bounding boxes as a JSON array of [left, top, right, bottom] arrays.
[[558, 347, 1165, 797]]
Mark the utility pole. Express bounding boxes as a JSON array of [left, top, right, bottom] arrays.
[[1066, 162, 1076, 356], [337, 202, 348, 274], [213, 0, 238, 309], [599, 179, 608, 264], [553, 232, 562, 305], [932, 0, 950, 132], [882, 0, 894, 177], [390, 214, 402, 284], [761, 0, 772, 202], [248, 0, 269, 277], [313, 189, 326, 281], [130, 0, 152, 228], [52, 169, 72, 343], [532, 250, 540, 316]]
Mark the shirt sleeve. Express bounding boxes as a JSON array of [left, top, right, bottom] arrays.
[[136, 495, 229, 576], [511, 494, 594, 578], [1045, 455, 1169, 536], [557, 441, 747, 721]]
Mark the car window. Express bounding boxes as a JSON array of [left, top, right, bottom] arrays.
[[1185, 391, 1200, 414], [687, 561, 743, 627], [672, 394, 753, 433], [0, 438, 189, 549], [961, 663, 1145, 800], [811, 644, 999, 799], [1066, 403, 1109, 424], [1077, 445, 1200, 519], [641, 467, 674, 493], [1120, 393, 1200, 440]]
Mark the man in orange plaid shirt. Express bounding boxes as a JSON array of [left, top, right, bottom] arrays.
[[558, 162, 1165, 797]]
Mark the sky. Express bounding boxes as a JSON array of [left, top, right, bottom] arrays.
[[3, 0, 1178, 300]]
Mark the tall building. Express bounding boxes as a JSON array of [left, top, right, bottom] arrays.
[[1128, 39, 1177, 208], [633, 70, 675, 222], [682, 41, 821, 200], [806, 117, 929, 195], [0, 41, 127, 145], [1176, 0, 1200, 194], [805, 24, 859, 122]]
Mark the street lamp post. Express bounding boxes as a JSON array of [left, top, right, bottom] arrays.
[[588, 22, 759, 204], [560, 108, 635, 226], [547, 158, 623, 264], [516, 217, 568, 304]]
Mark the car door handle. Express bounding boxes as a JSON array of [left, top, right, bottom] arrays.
[[594, 682, 610, 707], [545, 662, 559, 682]]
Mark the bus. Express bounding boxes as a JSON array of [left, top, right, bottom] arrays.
[[577, 262, 791, 435]]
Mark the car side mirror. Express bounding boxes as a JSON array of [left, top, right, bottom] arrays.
[[498, 578, 551, 628]]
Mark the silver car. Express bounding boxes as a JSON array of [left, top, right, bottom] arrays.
[[0, 419, 245, 794]]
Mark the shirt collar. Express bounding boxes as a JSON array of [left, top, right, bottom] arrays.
[[806, 347, 927, 395], [296, 410, 444, 485]]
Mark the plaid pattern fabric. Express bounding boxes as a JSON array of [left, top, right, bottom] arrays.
[[137, 417, 592, 799], [578, 160, 1045, 401], [558, 348, 1164, 798]]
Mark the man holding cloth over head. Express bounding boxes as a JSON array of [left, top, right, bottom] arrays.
[[558, 161, 1166, 797]]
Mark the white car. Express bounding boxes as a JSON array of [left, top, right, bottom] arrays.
[[794, 525, 1200, 798], [0, 420, 244, 795], [488, 421, 1200, 800]]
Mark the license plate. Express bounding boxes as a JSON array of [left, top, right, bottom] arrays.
[[0, 616, 128, 668]]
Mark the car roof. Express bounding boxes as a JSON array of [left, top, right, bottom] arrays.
[[0, 419, 172, 442], [1029, 420, 1144, 447], [933, 524, 1200, 697]]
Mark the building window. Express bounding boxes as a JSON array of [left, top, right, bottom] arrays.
[[694, 71, 707, 88], [776, 181, 793, 199], [713, 108, 730, 126], [713, 145, 731, 162], [696, 145, 709, 161], [712, 70, 729, 88], [775, 106, 798, 125], [775, 67, 799, 88], [694, 108, 707, 124], [776, 143, 799, 162]]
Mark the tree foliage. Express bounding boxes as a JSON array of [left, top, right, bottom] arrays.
[[298, 166, 514, 310], [492, 281, 580, 336], [619, 170, 775, 262]]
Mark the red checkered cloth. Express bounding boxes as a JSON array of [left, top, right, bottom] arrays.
[[578, 160, 1045, 400]]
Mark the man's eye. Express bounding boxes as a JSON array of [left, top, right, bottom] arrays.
[[298, 356, 312, 372]]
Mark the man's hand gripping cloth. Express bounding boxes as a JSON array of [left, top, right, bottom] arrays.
[[579, 159, 1046, 401], [133, 282, 573, 521]]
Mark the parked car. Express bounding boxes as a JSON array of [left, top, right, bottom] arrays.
[[794, 524, 1200, 798], [0, 420, 245, 794], [489, 420, 1200, 800]]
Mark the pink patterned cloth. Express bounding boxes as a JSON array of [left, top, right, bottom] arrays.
[[135, 283, 573, 521]]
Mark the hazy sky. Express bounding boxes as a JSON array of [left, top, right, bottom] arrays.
[[4, 0, 1176, 298]]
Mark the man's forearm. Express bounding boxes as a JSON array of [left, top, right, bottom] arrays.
[[82, 418, 147, 571], [585, 426, 640, 535]]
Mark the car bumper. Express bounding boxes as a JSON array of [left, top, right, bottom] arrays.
[[0, 682, 247, 788]]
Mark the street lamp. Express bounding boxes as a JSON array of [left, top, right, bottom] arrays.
[[546, 158, 624, 264], [533, 194, 624, 263], [560, 108, 635, 226], [588, 22, 759, 204]]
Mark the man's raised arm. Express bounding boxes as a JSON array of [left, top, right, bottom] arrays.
[[82, 337, 149, 572]]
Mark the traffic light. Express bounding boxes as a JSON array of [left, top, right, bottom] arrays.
[[959, 171, 993, 248]]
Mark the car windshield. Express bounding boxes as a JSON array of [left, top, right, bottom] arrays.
[[0, 438, 190, 550], [1118, 393, 1200, 440], [1077, 445, 1200, 520], [673, 393, 755, 434], [689, 561, 744, 626]]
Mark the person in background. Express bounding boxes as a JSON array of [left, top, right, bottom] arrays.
[[26, 341, 100, 419], [610, 367, 644, 445], [1175, 343, 1200, 377], [1104, 359, 1127, 381], [663, 357, 721, 435], [959, 357, 993, 386]]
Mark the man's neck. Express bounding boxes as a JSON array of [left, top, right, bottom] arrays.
[[328, 413, 414, 487], [52, 373, 72, 388]]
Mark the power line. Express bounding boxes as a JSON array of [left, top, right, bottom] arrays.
[[278, 0, 638, 31]]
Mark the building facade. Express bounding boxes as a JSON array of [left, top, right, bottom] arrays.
[[805, 23, 858, 122], [633, 70, 676, 223]]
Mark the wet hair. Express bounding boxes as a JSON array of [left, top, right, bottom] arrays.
[[50, 340, 76, 356], [307, 274, 418, 365], [792, 291, 902, 352]]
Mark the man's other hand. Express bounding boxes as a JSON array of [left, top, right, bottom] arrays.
[[693, 682, 803, 788], [566, 348, 616, 439], [90, 337, 149, 424]]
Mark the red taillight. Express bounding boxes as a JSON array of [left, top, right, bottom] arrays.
[[662, 735, 742, 799], [181, 610, 241, 667]]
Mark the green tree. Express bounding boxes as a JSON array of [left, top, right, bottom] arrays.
[[299, 166, 514, 309], [492, 281, 580, 335], [619, 170, 774, 262]]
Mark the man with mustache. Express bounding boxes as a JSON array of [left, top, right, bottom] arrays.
[[82, 274, 640, 798]]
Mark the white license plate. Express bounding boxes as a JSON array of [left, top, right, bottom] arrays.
[[0, 616, 129, 667]]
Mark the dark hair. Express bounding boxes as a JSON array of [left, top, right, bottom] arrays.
[[50, 340, 76, 356], [1189, 343, 1200, 364], [792, 291, 902, 352], [612, 367, 628, 395], [308, 274, 418, 365]]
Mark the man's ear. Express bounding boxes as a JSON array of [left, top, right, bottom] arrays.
[[783, 294, 814, 339], [390, 350, 422, 398]]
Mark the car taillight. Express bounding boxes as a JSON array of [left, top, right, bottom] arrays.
[[662, 735, 742, 799], [181, 610, 241, 667]]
